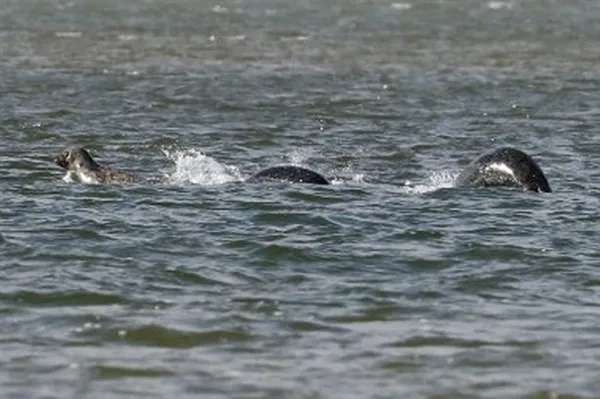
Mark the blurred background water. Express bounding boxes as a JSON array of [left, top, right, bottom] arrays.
[[1, 0, 600, 398]]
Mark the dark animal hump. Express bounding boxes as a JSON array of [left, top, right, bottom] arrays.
[[455, 147, 551, 193], [248, 165, 329, 185]]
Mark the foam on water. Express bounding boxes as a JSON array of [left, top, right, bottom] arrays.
[[328, 172, 366, 185], [162, 148, 243, 185], [400, 170, 459, 195]]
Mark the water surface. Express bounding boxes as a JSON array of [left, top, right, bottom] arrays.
[[2, 1, 600, 398]]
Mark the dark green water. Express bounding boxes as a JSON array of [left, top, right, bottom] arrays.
[[2, 1, 600, 398]]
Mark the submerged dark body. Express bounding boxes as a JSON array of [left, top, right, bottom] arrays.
[[248, 166, 329, 185], [456, 147, 551, 193]]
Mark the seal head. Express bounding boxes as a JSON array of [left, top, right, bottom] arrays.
[[455, 147, 551, 193], [55, 146, 135, 184], [247, 165, 329, 185]]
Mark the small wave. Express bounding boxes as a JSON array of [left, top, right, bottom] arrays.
[[118, 34, 138, 41], [54, 31, 82, 38], [390, 3, 412, 10], [211, 5, 229, 13], [162, 148, 243, 185], [400, 171, 459, 195], [488, 1, 512, 10], [110, 324, 253, 348]]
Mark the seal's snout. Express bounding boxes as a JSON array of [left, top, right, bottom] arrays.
[[55, 153, 68, 169]]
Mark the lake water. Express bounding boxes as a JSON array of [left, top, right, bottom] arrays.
[[1, 0, 600, 398]]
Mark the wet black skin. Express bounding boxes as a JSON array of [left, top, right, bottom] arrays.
[[247, 165, 329, 185], [455, 147, 551, 193]]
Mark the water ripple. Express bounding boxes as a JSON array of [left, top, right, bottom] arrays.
[[2, 0, 600, 398]]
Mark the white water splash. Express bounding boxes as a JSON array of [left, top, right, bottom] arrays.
[[329, 173, 367, 185], [352, 173, 366, 184], [285, 148, 315, 166], [162, 148, 243, 185], [61, 171, 76, 183], [485, 162, 515, 178], [400, 171, 459, 195]]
